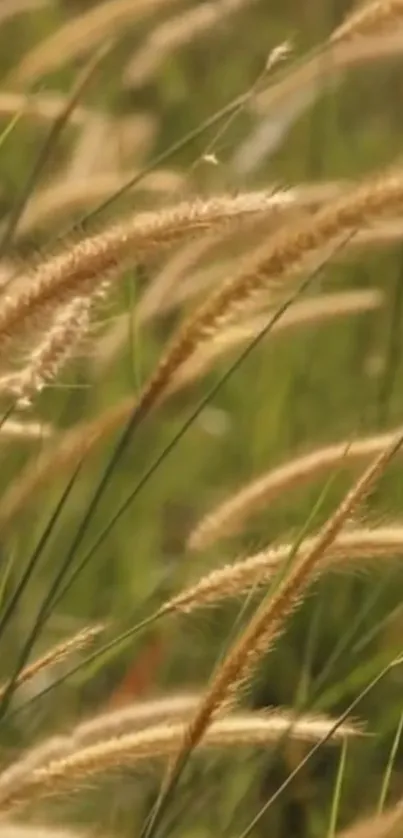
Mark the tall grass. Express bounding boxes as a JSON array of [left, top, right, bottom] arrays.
[[0, 2, 403, 838]]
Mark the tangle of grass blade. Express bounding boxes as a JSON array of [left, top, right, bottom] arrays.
[[140, 433, 403, 838]]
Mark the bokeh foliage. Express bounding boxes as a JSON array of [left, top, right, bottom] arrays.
[[1, 1, 403, 836]]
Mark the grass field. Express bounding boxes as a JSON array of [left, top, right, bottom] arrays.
[[1, 1, 403, 837]]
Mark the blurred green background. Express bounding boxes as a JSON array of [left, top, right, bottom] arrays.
[[1, 1, 403, 836]]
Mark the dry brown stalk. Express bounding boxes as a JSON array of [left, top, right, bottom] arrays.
[[163, 433, 403, 785], [125, 169, 403, 429], [331, 1, 403, 45], [165, 526, 403, 615], [10, 0, 186, 87], [189, 428, 403, 550], [0, 712, 359, 812], [0, 190, 280, 359], [0, 624, 104, 701], [336, 799, 403, 838], [124, 0, 257, 88]]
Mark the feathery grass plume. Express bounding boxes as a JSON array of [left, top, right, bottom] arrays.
[[0, 297, 92, 407], [0, 712, 359, 812], [331, 0, 403, 45], [94, 227, 374, 373], [140, 211, 403, 335], [121, 169, 403, 429], [14, 170, 185, 239], [0, 189, 282, 358], [172, 289, 382, 392], [73, 693, 205, 747], [189, 427, 403, 550], [164, 527, 403, 615], [95, 233, 223, 370], [0, 419, 53, 441], [134, 179, 345, 310], [94, 182, 346, 369], [0, 290, 382, 530], [336, 798, 403, 838], [0, 826, 91, 838], [124, 0, 257, 89], [0, 736, 80, 814], [0, 624, 104, 701], [157, 433, 403, 810], [135, 179, 354, 316], [168, 215, 403, 316], [0, 695, 202, 805], [10, 0, 185, 87]]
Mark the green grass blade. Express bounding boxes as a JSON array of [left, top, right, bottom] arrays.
[[377, 707, 403, 814], [327, 739, 348, 838]]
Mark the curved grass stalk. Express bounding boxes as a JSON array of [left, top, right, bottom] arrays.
[[331, 1, 403, 45], [0, 189, 281, 359], [165, 527, 403, 616], [0, 712, 359, 813], [146, 434, 403, 838], [189, 427, 403, 550]]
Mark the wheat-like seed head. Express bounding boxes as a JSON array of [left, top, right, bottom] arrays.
[[163, 433, 403, 783], [0, 419, 53, 441], [336, 798, 403, 838], [164, 526, 403, 615], [172, 289, 381, 394], [331, 1, 403, 45], [0, 624, 104, 701], [0, 190, 283, 361], [0, 712, 360, 812], [0, 693, 203, 804], [128, 170, 403, 430], [188, 428, 403, 549], [0, 292, 385, 532], [0, 825, 91, 838], [0, 298, 92, 407]]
